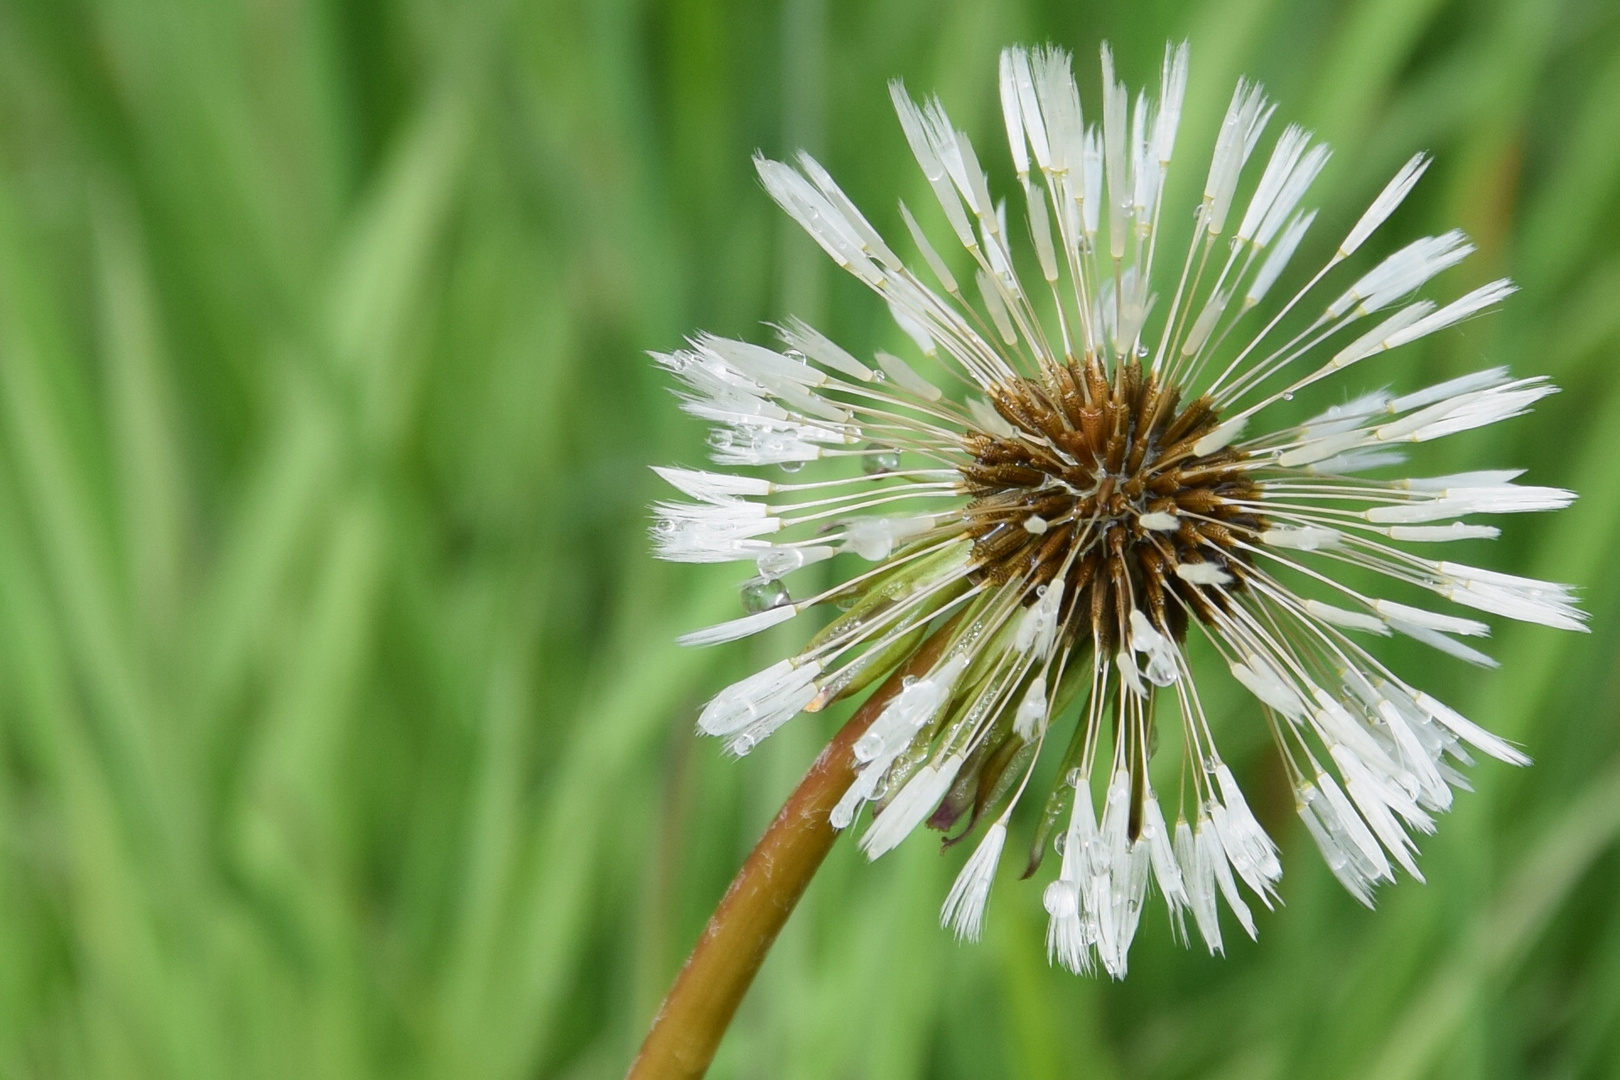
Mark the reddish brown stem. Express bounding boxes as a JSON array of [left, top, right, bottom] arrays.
[[626, 630, 956, 1080]]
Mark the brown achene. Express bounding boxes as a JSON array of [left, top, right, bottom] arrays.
[[960, 356, 1265, 651]]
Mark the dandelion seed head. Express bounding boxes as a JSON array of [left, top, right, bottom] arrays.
[[650, 41, 1580, 977]]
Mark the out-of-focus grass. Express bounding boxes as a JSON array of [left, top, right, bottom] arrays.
[[0, 0, 1616, 1077]]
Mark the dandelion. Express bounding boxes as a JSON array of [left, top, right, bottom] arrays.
[[650, 42, 1582, 981]]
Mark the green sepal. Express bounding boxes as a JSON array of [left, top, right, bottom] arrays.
[[807, 538, 971, 652]]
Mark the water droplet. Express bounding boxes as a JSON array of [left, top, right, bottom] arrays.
[[1043, 879, 1077, 916], [854, 732, 883, 762], [740, 577, 792, 613], [870, 777, 892, 800], [668, 354, 690, 371], [708, 430, 734, 449], [756, 548, 805, 578], [1135, 344, 1149, 358], [779, 460, 805, 474], [901, 675, 918, 688], [1065, 768, 1083, 788], [784, 348, 807, 364], [1053, 831, 1068, 854], [1282, 391, 1295, 401], [732, 733, 756, 755], [1036, 584, 1049, 598], [871, 369, 887, 382], [653, 519, 676, 534], [862, 445, 901, 475], [830, 803, 854, 829]]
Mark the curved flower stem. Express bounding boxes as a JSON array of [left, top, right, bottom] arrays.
[[626, 627, 958, 1080]]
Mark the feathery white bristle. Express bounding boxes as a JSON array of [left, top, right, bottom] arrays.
[[652, 500, 782, 563], [1388, 620, 1498, 668], [1115, 648, 1147, 697], [1437, 563, 1588, 632], [1340, 152, 1431, 257], [1176, 818, 1221, 954], [1016, 577, 1065, 657], [1328, 231, 1474, 318], [1372, 599, 1489, 637], [1388, 369, 1512, 413], [1205, 814, 1257, 938], [696, 659, 822, 738], [1329, 302, 1434, 368], [1365, 483, 1574, 523], [777, 317, 874, 381], [1229, 657, 1306, 719], [1332, 744, 1426, 880], [1204, 80, 1274, 236], [1315, 770, 1392, 881], [1257, 142, 1329, 247], [1144, 794, 1188, 911], [1260, 525, 1341, 551], [1193, 415, 1248, 455], [1154, 42, 1190, 165], [1387, 522, 1500, 542], [1237, 124, 1308, 243], [1013, 675, 1049, 738], [1177, 562, 1233, 586], [843, 514, 937, 560], [1129, 610, 1180, 686], [856, 654, 969, 767], [1414, 692, 1530, 766], [874, 348, 943, 401], [1403, 468, 1522, 491], [1211, 763, 1282, 900], [1304, 599, 1389, 634], [941, 822, 1008, 941], [1246, 210, 1315, 306], [676, 604, 799, 647], [999, 51, 1031, 178], [1382, 279, 1518, 350], [653, 466, 773, 502], [860, 755, 965, 859]]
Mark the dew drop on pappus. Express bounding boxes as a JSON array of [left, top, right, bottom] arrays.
[[863, 445, 901, 474], [755, 548, 805, 578], [740, 577, 792, 614]]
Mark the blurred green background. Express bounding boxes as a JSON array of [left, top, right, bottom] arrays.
[[0, 0, 1618, 1077]]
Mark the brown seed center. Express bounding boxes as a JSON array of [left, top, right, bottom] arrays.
[[959, 357, 1264, 648]]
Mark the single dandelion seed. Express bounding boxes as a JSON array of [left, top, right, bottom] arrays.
[[648, 41, 1583, 979]]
